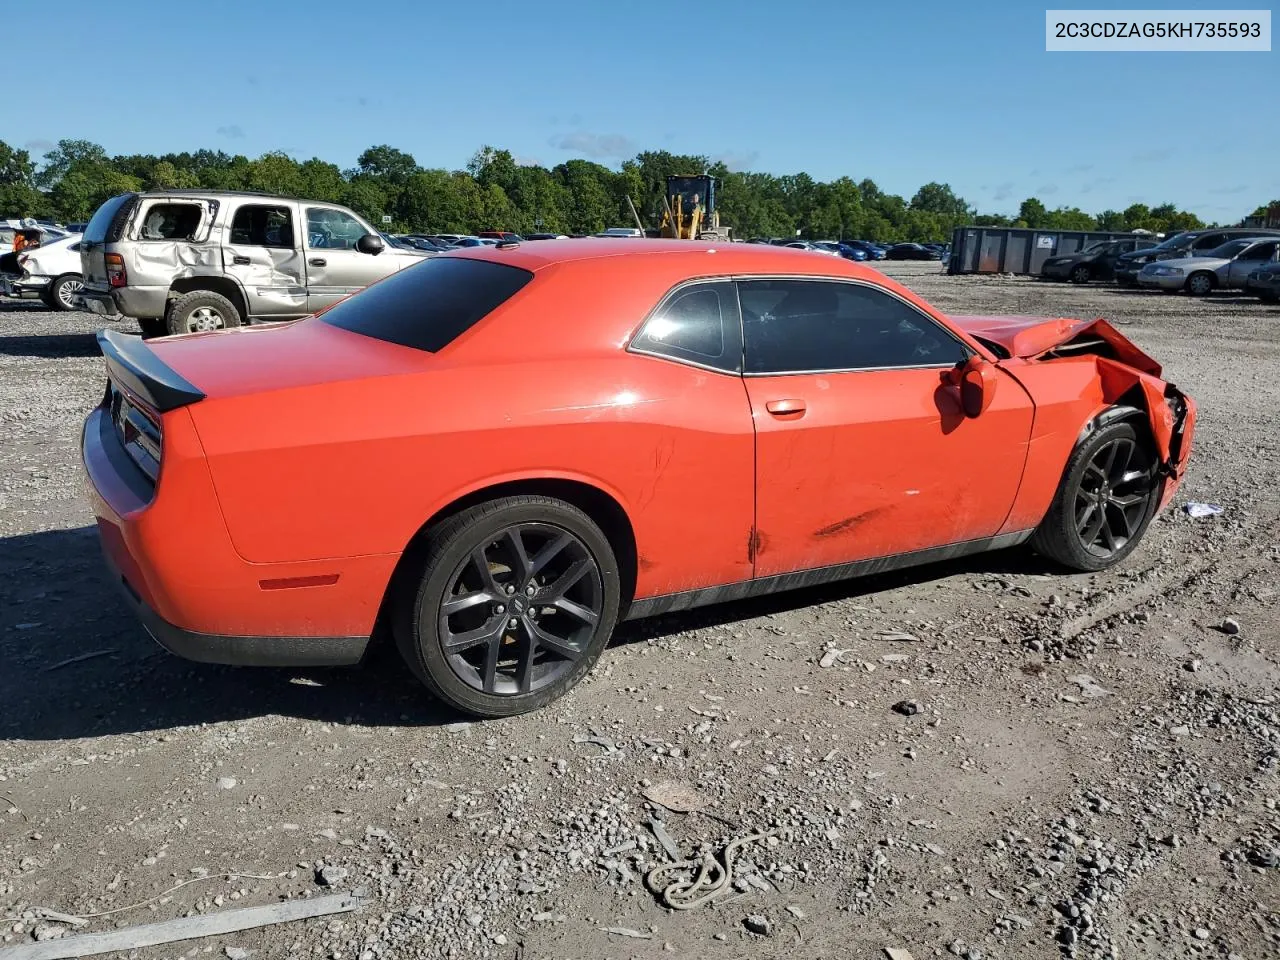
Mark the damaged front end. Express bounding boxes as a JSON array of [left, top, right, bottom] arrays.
[[951, 313, 1198, 509]]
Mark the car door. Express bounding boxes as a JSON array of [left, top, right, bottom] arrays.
[[1226, 240, 1279, 288], [303, 205, 392, 312], [738, 277, 1035, 579], [222, 200, 307, 318], [1097, 240, 1131, 278]]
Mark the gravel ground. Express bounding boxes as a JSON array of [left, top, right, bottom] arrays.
[[0, 264, 1276, 960]]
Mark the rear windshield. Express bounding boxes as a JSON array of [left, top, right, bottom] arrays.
[[318, 256, 534, 352], [83, 194, 137, 244]]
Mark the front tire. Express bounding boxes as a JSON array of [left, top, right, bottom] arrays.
[[1030, 416, 1160, 572], [1070, 264, 1091, 284], [396, 496, 621, 717], [166, 290, 242, 335], [1185, 272, 1215, 297]]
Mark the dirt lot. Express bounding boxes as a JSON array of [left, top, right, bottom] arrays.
[[0, 264, 1276, 960]]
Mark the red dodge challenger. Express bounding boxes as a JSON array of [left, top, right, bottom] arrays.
[[82, 240, 1196, 716]]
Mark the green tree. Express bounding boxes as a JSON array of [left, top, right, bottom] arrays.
[[0, 140, 48, 218], [35, 139, 108, 187], [1017, 197, 1049, 228]]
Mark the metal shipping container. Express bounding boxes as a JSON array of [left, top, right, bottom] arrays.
[[948, 226, 1159, 275]]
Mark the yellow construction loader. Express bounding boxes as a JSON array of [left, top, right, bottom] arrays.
[[642, 174, 732, 242]]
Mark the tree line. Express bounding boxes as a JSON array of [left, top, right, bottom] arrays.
[[0, 138, 1268, 242]]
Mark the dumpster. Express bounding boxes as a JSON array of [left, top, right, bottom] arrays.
[[948, 227, 1159, 275]]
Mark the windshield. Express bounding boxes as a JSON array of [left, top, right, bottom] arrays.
[[319, 257, 534, 353], [1205, 239, 1254, 259], [1151, 231, 1195, 252], [668, 177, 707, 216], [1081, 241, 1113, 254]]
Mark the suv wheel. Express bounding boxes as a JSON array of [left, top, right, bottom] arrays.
[[167, 290, 242, 335]]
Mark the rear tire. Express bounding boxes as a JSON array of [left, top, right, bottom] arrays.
[[395, 496, 622, 718], [1030, 415, 1160, 572], [47, 274, 84, 312], [166, 290, 242, 335]]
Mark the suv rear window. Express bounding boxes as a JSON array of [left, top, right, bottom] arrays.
[[83, 193, 137, 244], [318, 257, 534, 352]]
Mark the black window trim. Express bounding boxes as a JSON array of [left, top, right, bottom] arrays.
[[626, 277, 744, 375], [733, 274, 975, 378]]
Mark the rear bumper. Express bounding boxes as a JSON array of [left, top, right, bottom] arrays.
[[80, 285, 168, 319], [1, 274, 50, 297], [106, 548, 368, 666], [81, 404, 381, 668]]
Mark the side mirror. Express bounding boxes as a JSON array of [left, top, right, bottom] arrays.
[[944, 356, 998, 418], [356, 233, 384, 256]]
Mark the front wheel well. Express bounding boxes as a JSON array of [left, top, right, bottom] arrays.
[[370, 479, 639, 653]]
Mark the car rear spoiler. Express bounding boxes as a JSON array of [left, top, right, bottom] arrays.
[[96, 329, 206, 413]]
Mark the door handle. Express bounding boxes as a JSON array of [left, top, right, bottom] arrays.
[[231, 255, 250, 265], [765, 398, 806, 416], [309, 258, 327, 267]]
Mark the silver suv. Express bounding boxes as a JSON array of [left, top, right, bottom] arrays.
[[78, 190, 429, 336]]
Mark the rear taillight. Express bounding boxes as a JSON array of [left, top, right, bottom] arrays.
[[108, 382, 162, 484], [106, 252, 127, 287]]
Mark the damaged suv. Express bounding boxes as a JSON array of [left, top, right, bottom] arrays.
[[78, 190, 429, 336]]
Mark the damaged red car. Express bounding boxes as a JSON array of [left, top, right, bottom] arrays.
[[82, 240, 1196, 717]]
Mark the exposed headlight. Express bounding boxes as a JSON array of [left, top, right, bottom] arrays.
[[1152, 266, 1184, 277]]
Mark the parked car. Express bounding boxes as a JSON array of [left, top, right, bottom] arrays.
[[1041, 238, 1160, 284], [886, 243, 941, 260], [451, 237, 497, 247], [785, 241, 839, 256], [0, 232, 85, 310], [77, 190, 430, 336], [524, 233, 570, 241], [397, 235, 452, 253], [1113, 227, 1280, 286], [1244, 262, 1280, 302], [478, 231, 523, 242], [81, 239, 1195, 717], [596, 227, 644, 238], [1137, 237, 1280, 296], [840, 240, 886, 260]]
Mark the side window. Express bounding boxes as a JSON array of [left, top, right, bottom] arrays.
[[1241, 241, 1278, 261], [306, 208, 369, 250], [135, 203, 204, 241], [631, 281, 739, 372], [739, 279, 969, 375], [229, 205, 296, 249], [1193, 233, 1227, 251], [1115, 241, 1134, 253]]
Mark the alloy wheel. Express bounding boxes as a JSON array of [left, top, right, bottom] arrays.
[[438, 523, 604, 696], [1073, 436, 1156, 558], [1187, 275, 1213, 296], [57, 279, 83, 309], [187, 306, 226, 332]]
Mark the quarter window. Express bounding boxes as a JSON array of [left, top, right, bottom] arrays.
[[136, 202, 204, 241], [632, 281, 739, 372], [739, 279, 968, 374], [306, 207, 369, 250]]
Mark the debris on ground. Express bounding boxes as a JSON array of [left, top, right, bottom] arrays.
[[642, 780, 708, 814], [1183, 502, 1224, 518]]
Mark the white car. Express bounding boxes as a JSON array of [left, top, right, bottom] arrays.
[[1, 233, 85, 310]]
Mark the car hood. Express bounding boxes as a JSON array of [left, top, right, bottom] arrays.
[[949, 314, 1161, 375], [147, 316, 434, 401]]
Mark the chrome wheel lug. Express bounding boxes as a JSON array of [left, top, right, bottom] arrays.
[[505, 584, 515, 595], [525, 584, 536, 596], [508, 618, 518, 629], [494, 604, 505, 615]]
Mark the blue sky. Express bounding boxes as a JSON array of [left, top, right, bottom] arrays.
[[9, 0, 1276, 221]]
